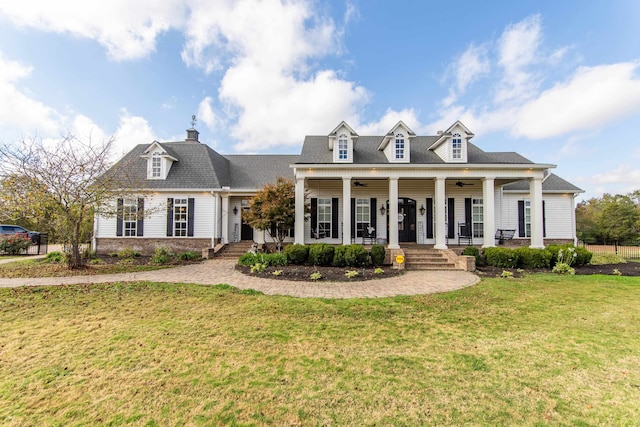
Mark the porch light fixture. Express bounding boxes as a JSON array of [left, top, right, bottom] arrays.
[[419, 204, 426, 216], [233, 206, 238, 215], [380, 205, 386, 216]]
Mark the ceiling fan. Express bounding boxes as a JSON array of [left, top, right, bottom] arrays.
[[455, 181, 473, 187], [354, 181, 368, 187]]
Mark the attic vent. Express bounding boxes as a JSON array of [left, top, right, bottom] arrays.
[[437, 130, 443, 135], [186, 128, 200, 143]]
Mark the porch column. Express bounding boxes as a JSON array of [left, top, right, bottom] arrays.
[[434, 177, 447, 249], [530, 177, 544, 248], [482, 177, 496, 248], [221, 194, 230, 244], [294, 177, 305, 244], [388, 177, 399, 249], [342, 177, 351, 245]]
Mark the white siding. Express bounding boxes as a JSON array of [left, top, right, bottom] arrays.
[[501, 192, 576, 239]]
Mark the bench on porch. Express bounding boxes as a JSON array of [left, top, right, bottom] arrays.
[[311, 228, 328, 239], [495, 229, 516, 245], [458, 223, 472, 246]]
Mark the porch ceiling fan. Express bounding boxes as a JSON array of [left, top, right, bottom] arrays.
[[353, 181, 368, 187], [455, 181, 474, 187]]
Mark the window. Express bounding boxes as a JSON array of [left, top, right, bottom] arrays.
[[317, 198, 332, 237], [152, 152, 161, 178], [123, 198, 138, 236], [174, 198, 188, 237], [472, 198, 484, 238], [452, 133, 462, 159], [338, 134, 348, 160], [395, 133, 405, 159], [524, 200, 531, 237], [355, 198, 370, 237]]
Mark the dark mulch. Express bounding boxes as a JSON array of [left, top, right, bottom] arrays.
[[236, 264, 403, 282], [476, 262, 640, 278]]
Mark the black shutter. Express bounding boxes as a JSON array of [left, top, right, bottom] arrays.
[[518, 200, 525, 237], [116, 198, 123, 236], [311, 198, 317, 233], [331, 198, 339, 239], [270, 222, 276, 239], [447, 198, 455, 239], [370, 198, 377, 231], [464, 198, 472, 230], [350, 198, 356, 238], [426, 198, 433, 239], [137, 198, 144, 237], [290, 223, 294, 238], [187, 198, 195, 237], [166, 198, 174, 237], [542, 200, 546, 238]]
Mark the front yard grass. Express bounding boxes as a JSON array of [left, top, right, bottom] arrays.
[[1, 274, 639, 425], [0, 258, 173, 278]]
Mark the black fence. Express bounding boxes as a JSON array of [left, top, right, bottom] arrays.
[[26, 233, 49, 255], [581, 241, 640, 259]]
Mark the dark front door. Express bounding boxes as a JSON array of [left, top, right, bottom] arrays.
[[387, 198, 417, 242], [241, 207, 253, 240]]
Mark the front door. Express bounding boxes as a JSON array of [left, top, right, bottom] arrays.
[[240, 201, 253, 241], [387, 198, 417, 242]]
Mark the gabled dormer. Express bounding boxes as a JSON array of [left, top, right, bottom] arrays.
[[377, 121, 415, 163], [428, 120, 473, 163], [328, 121, 358, 163], [140, 141, 178, 180]]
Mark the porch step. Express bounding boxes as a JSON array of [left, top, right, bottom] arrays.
[[216, 242, 254, 259], [401, 247, 460, 271]]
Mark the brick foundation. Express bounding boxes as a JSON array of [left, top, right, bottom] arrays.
[[96, 238, 212, 255]]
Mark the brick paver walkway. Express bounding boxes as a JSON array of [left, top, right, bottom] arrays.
[[0, 258, 480, 299]]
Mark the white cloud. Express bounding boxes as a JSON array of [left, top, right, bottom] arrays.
[[455, 43, 490, 94], [112, 112, 156, 158], [358, 108, 421, 135], [196, 96, 218, 130], [590, 165, 640, 195]]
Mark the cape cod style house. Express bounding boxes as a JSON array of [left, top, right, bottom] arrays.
[[94, 120, 582, 259]]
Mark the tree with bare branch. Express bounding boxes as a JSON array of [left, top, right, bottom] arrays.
[[0, 134, 141, 268]]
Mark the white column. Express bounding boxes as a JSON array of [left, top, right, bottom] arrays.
[[482, 177, 496, 248], [530, 177, 544, 248], [294, 177, 305, 244], [434, 177, 447, 249], [221, 195, 229, 244], [211, 193, 217, 247], [342, 177, 351, 245], [388, 177, 399, 249]]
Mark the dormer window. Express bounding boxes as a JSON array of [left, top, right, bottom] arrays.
[[395, 134, 405, 159], [338, 134, 348, 160], [452, 134, 462, 159], [141, 141, 178, 180], [152, 152, 162, 178]]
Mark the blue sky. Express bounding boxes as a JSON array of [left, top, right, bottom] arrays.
[[1, 1, 639, 201]]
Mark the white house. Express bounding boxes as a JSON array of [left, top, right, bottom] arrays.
[[94, 121, 583, 256]]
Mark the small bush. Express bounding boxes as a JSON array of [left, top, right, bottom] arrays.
[[332, 245, 347, 267], [178, 251, 201, 261], [263, 253, 287, 267], [552, 262, 575, 275], [43, 251, 65, 263], [483, 247, 519, 268], [500, 270, 514, 278], [462, 246, 481, 265], [612, 268, 622, 276], [590, 253, 627, 265], [117, 247, 140, 260], [374, 267, 384, 275], [309, 243, 335, 266], [344, 270, 359, 278], [310, 271, 322, 281], [284, 244, 308, 265], [370, 244, 386, 266], [272, 270, 283, 276], [547, 244, 592, 267], [514, 247, 552, 269], [344, 244, 369, 267], [250, 263, 266, 273], [151, 246, 173, 265], [238, 252, 260, 266], [0, 234, 32, 255]]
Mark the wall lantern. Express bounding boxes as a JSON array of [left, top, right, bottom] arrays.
[[233, 206, 238, 215], [419, 204, 426, 216], [379, 205, 386, 216]]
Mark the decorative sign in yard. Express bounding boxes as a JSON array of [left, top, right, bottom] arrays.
[[395, 255, 405, 264]]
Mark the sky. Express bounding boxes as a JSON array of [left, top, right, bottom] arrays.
[[0, 0, 639, 201]]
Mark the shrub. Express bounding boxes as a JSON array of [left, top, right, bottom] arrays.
[[117, 247, 140, 260], [238, 252, 260, 266], [43, 251, 65, 263], [151, 246, 173, 264], [370, 244, 386, 266], [332, 245, 347, 267], [345, 270, 359, 278], [500, 270, 514, 278], [590, 253, 627, 265], [284, 244, 308, 265], [263, 253, 287, 267], [483, 247, 519, 268], [462, 246, 481, 265], [344, 244, 369, 267], [514, 247, 552, 269], [547, 244, 592, 267], [374, 267, 384, 275], [309, 243, 334, 266], [250, 263, 266, 273], [552, 262, 575, 275], [310, 271, 322, 281], [178, 251, 201, 261], [0, 234, 32, 255], [272, 270, 283, 276]]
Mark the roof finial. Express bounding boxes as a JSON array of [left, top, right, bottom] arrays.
[[191, 114, 197, 128]]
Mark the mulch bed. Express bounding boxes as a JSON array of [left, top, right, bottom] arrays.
[[476, 262, 640, 278], [235, 264, 404, 282]]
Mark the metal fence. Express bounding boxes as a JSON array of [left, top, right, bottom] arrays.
[[581, 242, 640, 259], [25, 233, 49, 255]]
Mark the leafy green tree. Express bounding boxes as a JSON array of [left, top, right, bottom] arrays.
[[596, 194, 639, 243], [243, 177, 307, 251]]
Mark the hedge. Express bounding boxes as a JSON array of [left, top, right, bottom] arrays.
[[308, 243, 335, 266], [284, 244, 308, 265], [370, 244, 386, 266]]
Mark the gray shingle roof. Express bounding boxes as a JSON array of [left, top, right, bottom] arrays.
[[502, 173, 584, 193], [297, 136, 533, 164], [226, 155, 297, 188]]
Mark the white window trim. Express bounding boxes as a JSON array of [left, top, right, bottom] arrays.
[[123, 197, 138, 237], [173, 198, 188, 237], [524, 200, 532, 238], [317, 198, 332, 237], [472, 198, 484, 238], [337, 134, 349, 161], [355, 198, 370, 238], [395, 133, 405, 159], [452, 134, 462, 160]]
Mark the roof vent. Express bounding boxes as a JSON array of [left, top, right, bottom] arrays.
[[437, 130, 443, 135], [185, 114, 200, 143]]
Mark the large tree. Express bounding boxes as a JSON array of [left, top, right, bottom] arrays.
[[0, 134, 140, 267], [576, 191, 640, 244], [243, 177, 307, 251]]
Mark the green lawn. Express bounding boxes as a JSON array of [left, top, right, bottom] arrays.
[[1, 274, 639, 426]]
